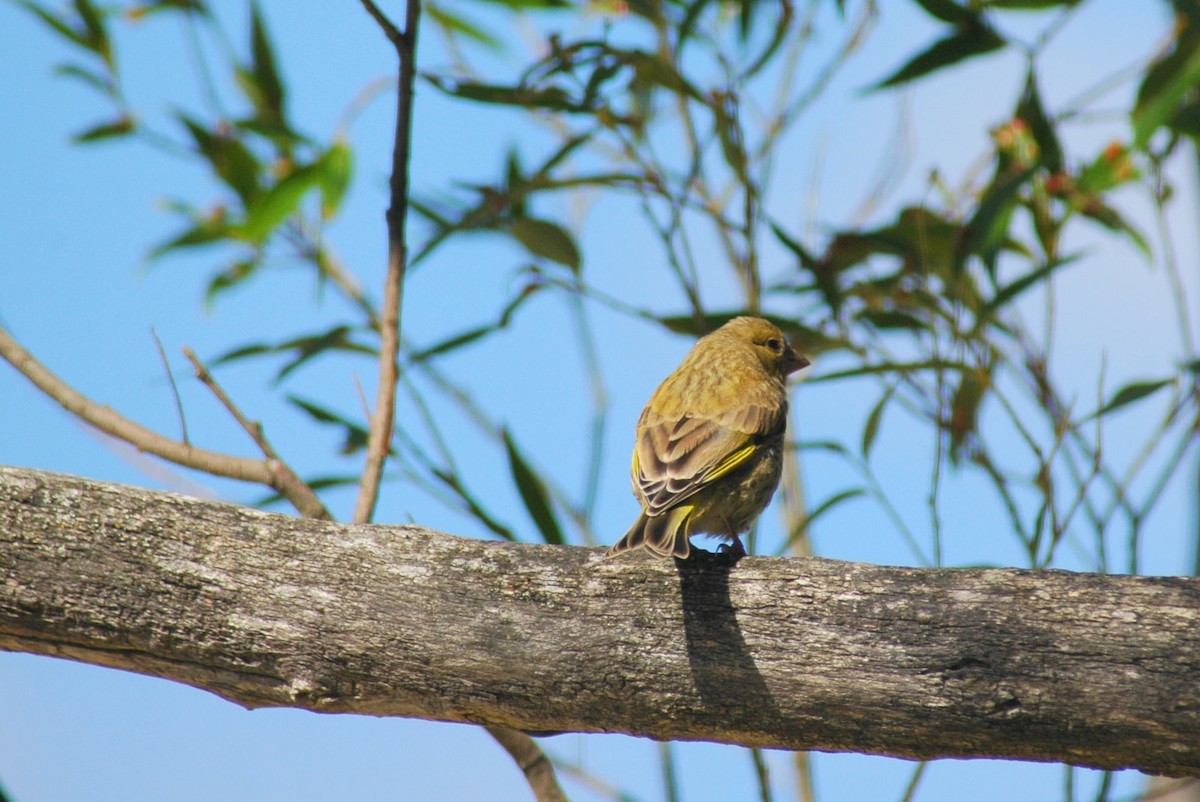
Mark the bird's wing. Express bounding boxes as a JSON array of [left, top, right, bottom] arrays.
[[633, 402, 785, 516]]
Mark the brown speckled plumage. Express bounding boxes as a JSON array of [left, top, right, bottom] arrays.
[[610, 317, 809, 559]]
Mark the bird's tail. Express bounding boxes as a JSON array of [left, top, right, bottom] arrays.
[[608, 506, 693, 559]]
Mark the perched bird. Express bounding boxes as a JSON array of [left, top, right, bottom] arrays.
[[610, 316, 809, 559]]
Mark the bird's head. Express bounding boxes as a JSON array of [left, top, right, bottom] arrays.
[[722, 316, 811, 378]]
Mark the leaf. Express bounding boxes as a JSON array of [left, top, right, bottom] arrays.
[[409, 325, 495, 363], [316, 140, 353, 219], [424, 2, 501, 50], [287, 395, 370, 455], [1078, 198, 1151, 260], [204, 259, 260, 307], [1086, 378, 1175, 420], [912, 0, 973, 23], [1017, 70, 1063, 173], [177, 114, 261, 202], [805, 359, 972, 384], [625, 50, 703, 100], [430, 467, 518, 541], [711, 92, 749, 185], [147, 216, 231, 261], [212, 326, 375, 381], [1134, 21, 1200, 149], [958, 166, 1035, 272], [769, 221, 819, 268], [787, 488, 866, 546], [238, 163, 323, 244], [871, 24, 1005, 90], [982, 254, 1081, 316], [509, 218, 580, 271], [503, 430, 565, 545], [858, 309, 926, 331], [948, 369, 988, 463], [72, 116, 134, 143], [861, 385, 896, 458], [425, 75, 585, 112], [244, 2, 285, 125], [54, 63, 114, 96]]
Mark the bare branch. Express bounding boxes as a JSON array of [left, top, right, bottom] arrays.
[[484, 726, 569, 802], [182, 347, 332, 521], [0, 325, 272, 485], [3, 466, 1199, 778], [354, 0, 422, 525]]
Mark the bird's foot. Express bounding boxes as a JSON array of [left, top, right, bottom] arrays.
[[717, 537, 747, 559]]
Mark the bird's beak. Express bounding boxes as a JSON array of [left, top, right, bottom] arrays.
[[785, 346, 811, 375]]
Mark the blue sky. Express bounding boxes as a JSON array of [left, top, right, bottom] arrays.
[[1, 1, 1197, 800]]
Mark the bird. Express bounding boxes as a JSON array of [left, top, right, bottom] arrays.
[[609, 316, 810, 559]]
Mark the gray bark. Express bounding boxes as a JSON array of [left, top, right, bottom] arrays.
[[1, 466, 1198, 776]]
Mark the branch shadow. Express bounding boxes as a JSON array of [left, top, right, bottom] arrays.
[[677, 550, 782, 728]]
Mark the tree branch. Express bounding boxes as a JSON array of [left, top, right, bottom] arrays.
[[353, 0, 421, 524], [0, 326, 272, 486], [2, 466, 1198, 776], [182, 347, 332, 521]]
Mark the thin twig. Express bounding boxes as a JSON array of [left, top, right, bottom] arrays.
[[182, 347, 332, 521], [484, 727, 569, 802], [150, 327, 189, 445], [354, 0, 421, 525], [0, 324, 271, 485]]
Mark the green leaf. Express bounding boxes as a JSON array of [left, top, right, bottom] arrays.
[[872, 24, 1005, 90], [958, 166, 1035, 271], [147, 216, 231, 261], [409, 325, 495, 363], [782, 488, 866, 551], [424, 2, 502, 50], [72, 116, 134, 143], [316, 140, 353, 219], [244, 2, 285, 125], [287, 395, 370, 455], [72, 0, 111, 68], [16, 1, 85, 47], [769, 221, 819, 268], [54, 63, 114, 96], [625, 50, 703, 100], [858, 309, 926, 331], [806, 359, 972, 384], [503, 430, 565, 545], [425, 75, 586, 112], [913, 0, 972, 23], [861, 385, 896, 458], [1079, 198, 1151, 260], [982, 255, 1081, 316], [948, 369, 988, 463], [509, 218, 580, 271], [1086, 378, 1175, 420], [1017, 70, 1063, 173], [430, 467, 518, 542], [177, 114, 261, 202], [212, 326, 375, 379], [204, 259, 260, 307], [238, 163, 323, 244], [1134, 22, 1200, 149], [711, 92, 749, 184]]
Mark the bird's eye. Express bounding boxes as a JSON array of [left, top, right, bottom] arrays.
[[766, 338, 783, 353]]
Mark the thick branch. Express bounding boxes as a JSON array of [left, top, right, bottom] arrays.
[[2, 466, 1198, 776]]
